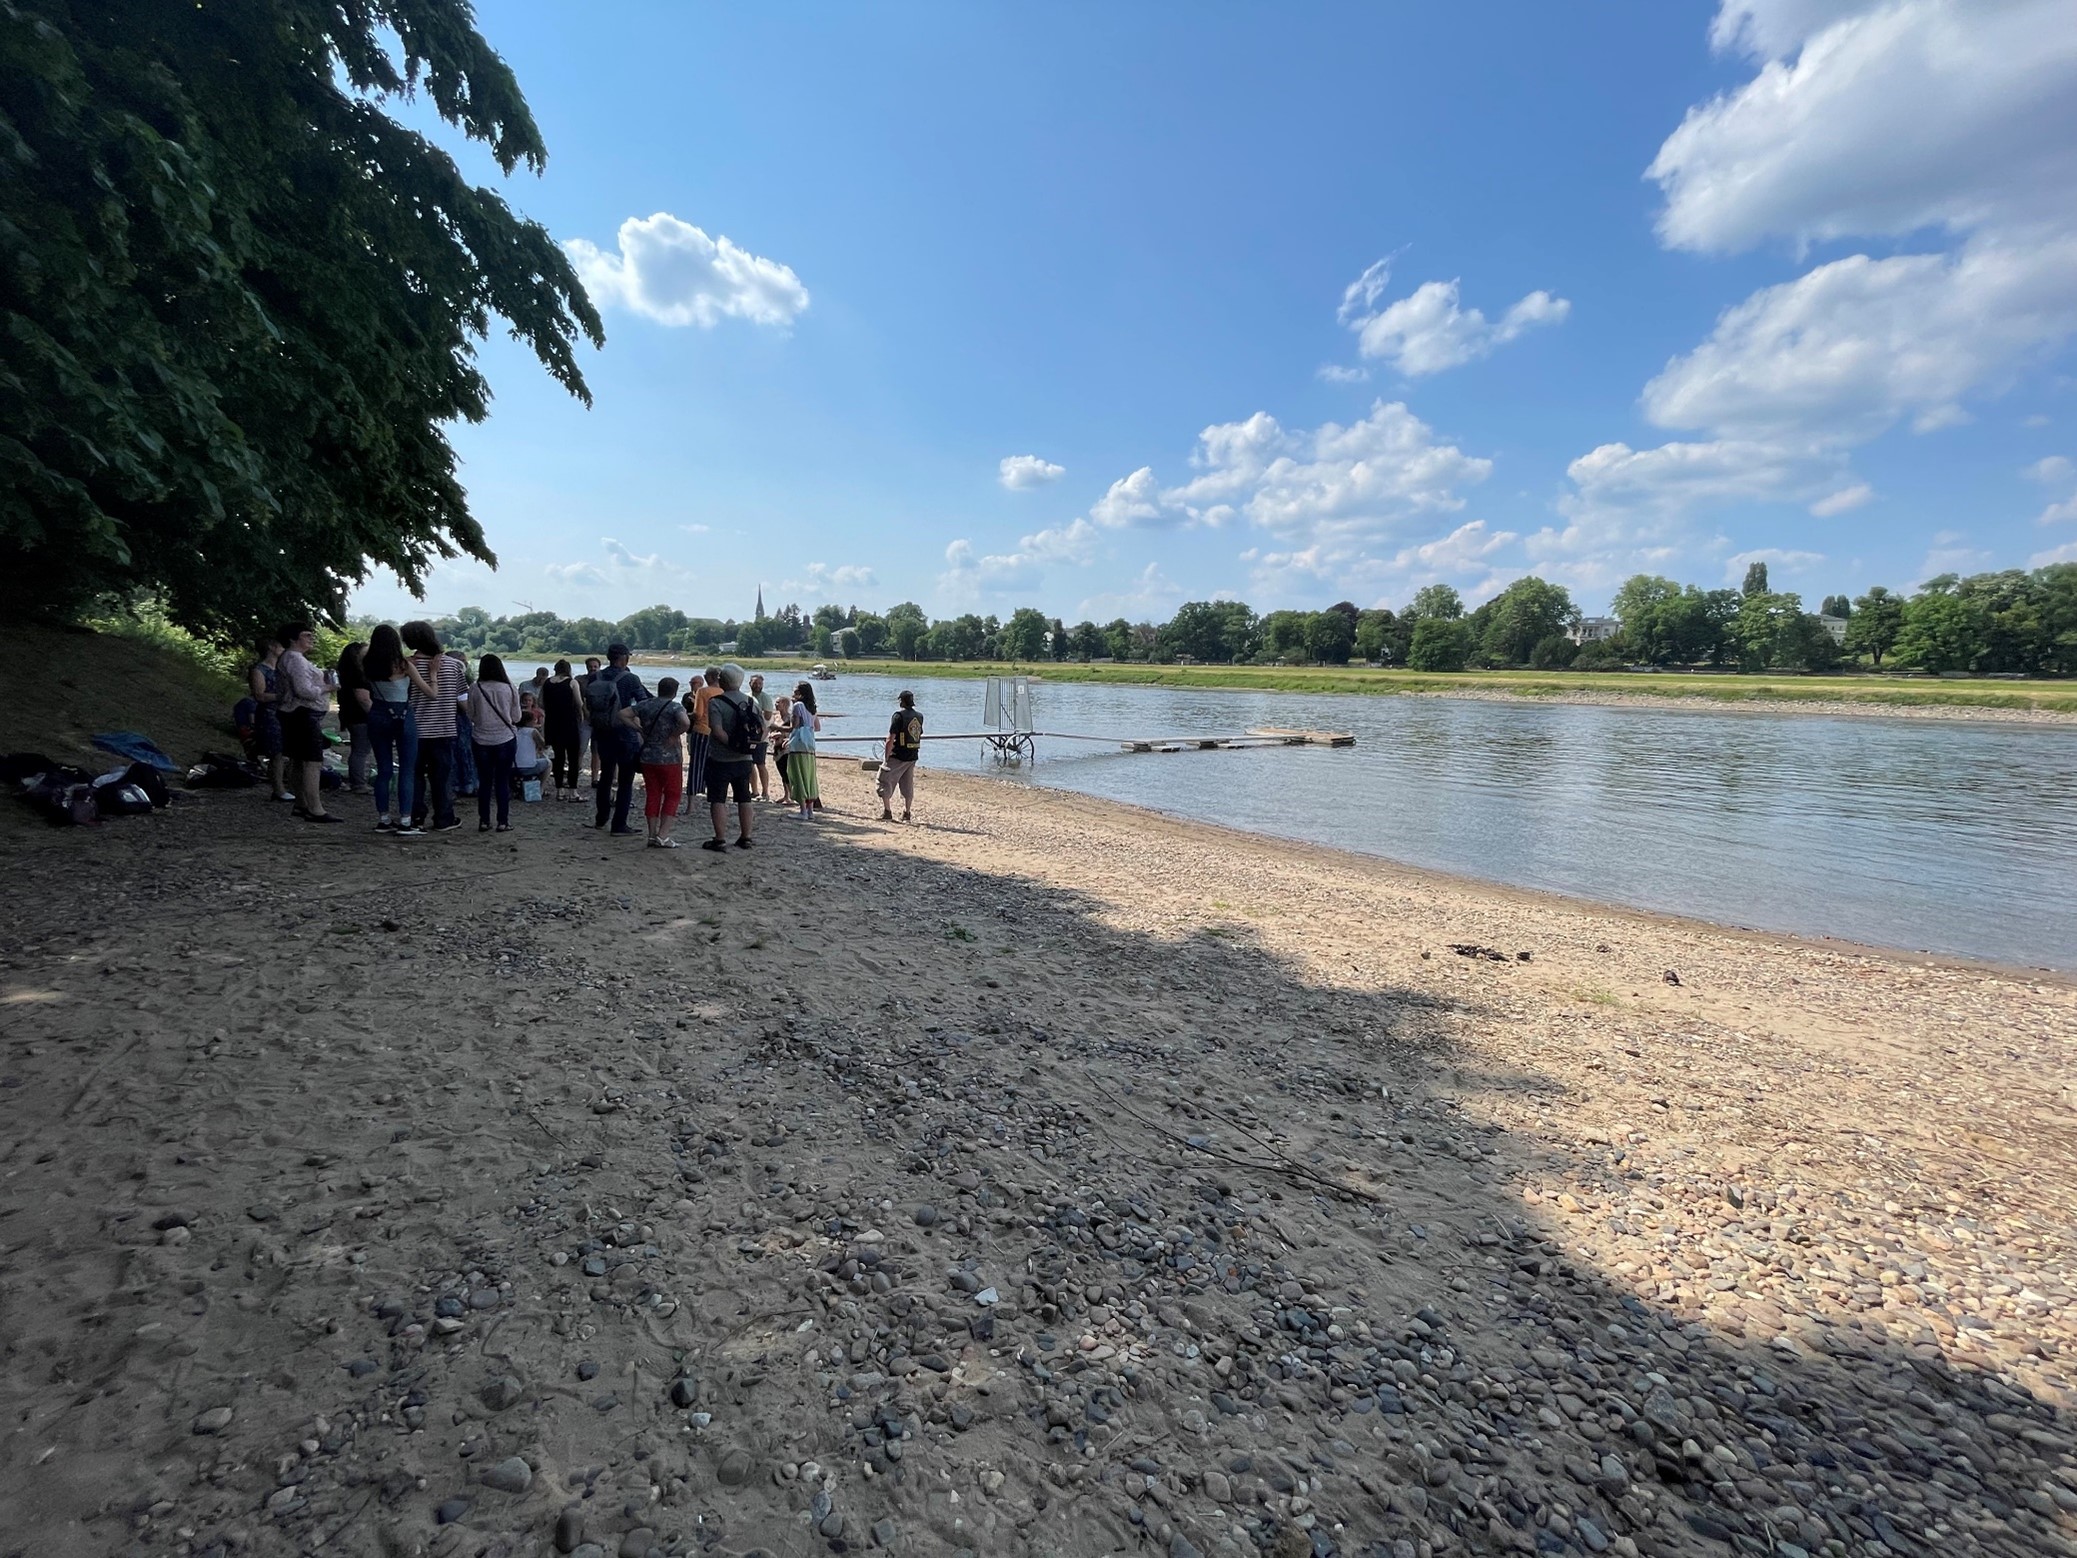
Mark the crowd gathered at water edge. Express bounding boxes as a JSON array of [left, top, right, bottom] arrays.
[[243, 622, 930, 848]]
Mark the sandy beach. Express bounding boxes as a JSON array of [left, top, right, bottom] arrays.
[[2, 766, 2073, 1558]]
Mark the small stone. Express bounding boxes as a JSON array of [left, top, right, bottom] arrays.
[[435, 1497, 471, 1524], [974, 1287, 999, 1306], [482, 1456, 532, 1494], [668, 1376, 699, 1408], [1202, 1470, 1232, 1503], [618, 1530, 655, 1558], [480, 1375, 525, 1412], [192, 1407, 233, 1435], [912, 1205, 938, 1227], [1170, 1535, 1204, 1558], [554, 1507, 585, 1553], [871, 1517, 897, 1546], [716, 1447, 755, 1487], [818, 1512, 844, 1539], [246, 1203, 277, 1222], [576, 1360, 599, 1381]]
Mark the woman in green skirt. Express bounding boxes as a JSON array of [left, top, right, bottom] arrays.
[[787, 680, 821, 819]]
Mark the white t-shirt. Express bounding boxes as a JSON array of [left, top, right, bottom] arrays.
[[513, 727, 541, 768]]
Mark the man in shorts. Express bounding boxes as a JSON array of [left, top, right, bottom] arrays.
[[878, 689, 923, 822], [747, 673, 774, 799], [702, 664, 760, 852]]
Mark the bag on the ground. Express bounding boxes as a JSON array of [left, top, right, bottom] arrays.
[[522, 778, 543, 803], [21, 766, 97, 826], [0, 752, 55, 784], [187, 752, 259, 788], [96, 761, 170, 809], [716, 691, 765, 756]]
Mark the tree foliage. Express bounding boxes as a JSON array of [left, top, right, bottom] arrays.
[[0, 0, 602, 641]]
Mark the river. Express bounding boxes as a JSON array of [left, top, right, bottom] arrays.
[[630, 665, 2077, 971]]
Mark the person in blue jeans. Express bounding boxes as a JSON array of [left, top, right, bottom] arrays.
[[360, 625, 433, 832], [587, 642, 648, 834]]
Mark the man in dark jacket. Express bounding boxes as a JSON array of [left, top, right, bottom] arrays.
[[586, 643, 648, 835]]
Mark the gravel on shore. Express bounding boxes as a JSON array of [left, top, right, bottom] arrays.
[[0, 768, 2071, 1558]]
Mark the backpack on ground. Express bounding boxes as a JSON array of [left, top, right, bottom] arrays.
[[716, 691, 765, 756]]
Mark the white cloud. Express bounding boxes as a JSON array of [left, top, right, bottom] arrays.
[[545, 535, 688, 589], [565, 213, 808, 329], [1089, 467, 1169, 528], [1343, 276, 1570, 376], [937, 519, 1099, 600], [1918, 528, 1994, 580], [1244, 520, 1520, 604], [998, 454, 1066, 490], [1724, 547, 1826, 585], [679, 523, 711, 535], [1559, 0, 2077, 578], [2024, 455, 2074, 484], [783, 562, 878, 597], [2041, 495, 2077, 526], [1654, 1, 2077, 255], [2030, 538, 2077, 566], [1316, 363, 1370, 385], [1337, 254, 1402, 324], [1077, 562, 1180, 621], [1642, 237, 2077, 444], [1809, 482, 1873, 516]]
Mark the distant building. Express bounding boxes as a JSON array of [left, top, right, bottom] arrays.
[[1819, 614, 1849, 644], [1569, 616, 1620, 645], [718, 640, 739, 655]]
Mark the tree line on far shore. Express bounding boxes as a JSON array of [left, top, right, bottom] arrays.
[[396, 559, 2077, 677]]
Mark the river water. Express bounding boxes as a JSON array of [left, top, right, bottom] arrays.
[[635, 665, 2077, 970]]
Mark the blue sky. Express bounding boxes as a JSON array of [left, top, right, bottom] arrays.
[[351, 0, 2077, 627]]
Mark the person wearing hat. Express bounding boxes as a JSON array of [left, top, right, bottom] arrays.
[[585, 642, 648, 835]]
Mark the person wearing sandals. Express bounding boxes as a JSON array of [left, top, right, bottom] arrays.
[[336, 642, 374, 795], [786, 681, 821, 820], [622, 676, 689, 849], [276, 623, 339, 823], [363, 624, 435, 833], [465, 653, 522, 832]]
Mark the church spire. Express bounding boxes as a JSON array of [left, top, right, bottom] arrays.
[[755, 585, 766, 621]]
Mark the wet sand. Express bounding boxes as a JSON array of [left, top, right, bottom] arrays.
[[2, 766, 2073, 1558]]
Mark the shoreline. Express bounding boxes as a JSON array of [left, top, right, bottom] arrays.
[[3, 774, 2072, 1555], [627, 655, 2077, 724], [940, 767, 2077, 983]]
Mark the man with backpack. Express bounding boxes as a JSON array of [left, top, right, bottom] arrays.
[[701, 663, 764, 852], [586, 643, 648, 835], [878, 690, 923, 822]]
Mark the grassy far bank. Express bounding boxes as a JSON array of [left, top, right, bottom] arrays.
[[637, 654, 2077, 715]]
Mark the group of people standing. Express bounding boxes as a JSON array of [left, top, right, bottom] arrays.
[[244, 630, 923, 846]]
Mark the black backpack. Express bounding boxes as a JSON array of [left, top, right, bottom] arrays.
[[891, 709, 922, 760], [715, 691, 765, 756]]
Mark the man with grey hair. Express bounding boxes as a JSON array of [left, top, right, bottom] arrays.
[[701, 663, 762, 852]]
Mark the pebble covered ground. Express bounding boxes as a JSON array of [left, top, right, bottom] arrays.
[[0, 765, 2072, 1558]]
